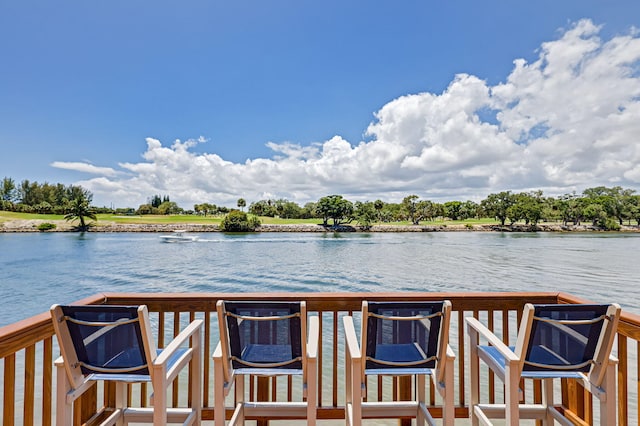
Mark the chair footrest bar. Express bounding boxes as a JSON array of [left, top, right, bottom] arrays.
[[360, 401, 421, 418], [121, 407, 196, 420], [475, 403, 549, 419], [240, 401, 311, 418]]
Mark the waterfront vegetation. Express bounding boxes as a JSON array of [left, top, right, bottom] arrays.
[[2, 176, 640, 230], [0, 210, 498, 226]]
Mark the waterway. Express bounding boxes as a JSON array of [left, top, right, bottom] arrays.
[[1, 231, 639, 326]]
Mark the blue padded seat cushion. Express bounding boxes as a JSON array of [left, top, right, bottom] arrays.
[[375, 343, 423, 363], [242, 344, 293, 363], [91, 347, 189, 382], [479, 345, 583, 379]]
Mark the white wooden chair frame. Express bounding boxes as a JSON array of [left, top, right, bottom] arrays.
[[466, 303, 621, 426], [343, 300, 455, 426], [213, 300, 319, 425], [51, 304, 202, 426]]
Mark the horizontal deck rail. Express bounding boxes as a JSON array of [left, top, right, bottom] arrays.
[[1, 291, 639, 425]]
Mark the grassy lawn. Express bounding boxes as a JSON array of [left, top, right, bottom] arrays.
[[103, 214, 224, 224], [1, 210, 503, 226], [0, 211, 65, 222]]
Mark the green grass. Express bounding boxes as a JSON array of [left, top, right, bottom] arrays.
[[0, 211, 64, 222], [0, 211, 503, 226], [103, 214, 224, 224], [257, 217, 323, 225]]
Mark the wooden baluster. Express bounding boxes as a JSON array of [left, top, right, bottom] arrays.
[[4, 353, 16, 426], [24, 345, 36, 426], [42, 337, 53, 426]]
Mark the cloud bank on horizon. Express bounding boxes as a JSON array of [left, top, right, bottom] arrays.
[[53, 20, 640, 208]]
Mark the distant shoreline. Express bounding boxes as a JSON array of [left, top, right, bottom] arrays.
[[1, 219, 639, 233]]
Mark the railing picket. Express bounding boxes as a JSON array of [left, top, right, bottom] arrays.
[[3, 353, 16, 426], [625, 342, 640, 424], [42, 337, 52, 426], [203, 310, 211, 408], [330, 310, 336, 408], [618, 335, 628, 426], [23, 344, 36, 426]]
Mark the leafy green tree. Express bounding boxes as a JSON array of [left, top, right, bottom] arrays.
[[301, 202, 316, 219], [249, 200, 267, 216], [316, 195, 354, 226], [219, 210, 261, 232], [418, 200, 442, 222], [157, 201, 181, 215], [556, 192, 586, 225], [373, 199, 385, 221], [376, 202, 402, 222], [136, 204, 153, 215], [149, 195, 163, 208], [481, 191, 515, 225], [508, 191, 544, 225], [402, 195, 420, 224], [583, 203, 607, 226], [195, 203, 218, 216], [18, 180, 42, 205], [459, 201, 480, 220], [35, 201, 53, 214], [277, 200, 303, 219], [443, 201, 462, 220], [1, 177, 17, 203], [583, 186, 636, 225], [628, 195, 640, 225], [64, 193, 97, 230], [237, 198, 246, 211], [354, 201, 378, 229]]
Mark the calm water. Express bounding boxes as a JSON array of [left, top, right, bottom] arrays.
[[1, 231, 639, 326]]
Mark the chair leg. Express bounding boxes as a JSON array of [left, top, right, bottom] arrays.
[[417, 374, 426, 425], [468, 326, 480, 426], [192, 327, 202, 424], [153, 379, 167, 426], [442, 356, 455, 426], [504, 361, 520, 426], [345, 349, 352, 426], [350, 375, 363, 426], [542, 379, 554, 425], [56, 362, 73, 426], [307, 357, 317, 426], [214, 356, 226, 426], [115, 382, 127, 426], [600, 361, 617, 425]]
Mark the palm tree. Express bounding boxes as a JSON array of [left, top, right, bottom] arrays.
[[64, 195, 97, 230]]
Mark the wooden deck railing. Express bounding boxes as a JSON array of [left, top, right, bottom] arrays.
[[1, 291, 639, 425]]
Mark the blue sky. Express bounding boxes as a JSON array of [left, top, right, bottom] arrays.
[[1, 1, 640, 208]]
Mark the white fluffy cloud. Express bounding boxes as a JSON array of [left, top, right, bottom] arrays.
[[56, 19, 640, 208], [50, 161, 118, 177]]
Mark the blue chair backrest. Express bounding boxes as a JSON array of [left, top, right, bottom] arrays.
[[524, 304, 610, 372], [61, 305, 149, 375], [223, 301, 303, 370], [365, 301, 445, 370]]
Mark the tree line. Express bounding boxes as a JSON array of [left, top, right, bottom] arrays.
[[1, 177, 94, 215], [2, 176, 639, 230], [256, 188, 639, 230]]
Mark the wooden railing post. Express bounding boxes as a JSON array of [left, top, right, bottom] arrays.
[[257, 376, 269, 426]]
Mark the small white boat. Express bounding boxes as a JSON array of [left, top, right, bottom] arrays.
[[159, 230, 199, 243]]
